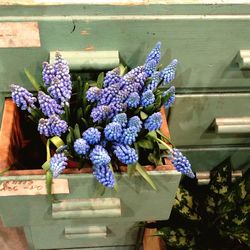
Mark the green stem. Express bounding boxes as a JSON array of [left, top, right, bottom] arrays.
[[148, 135, 173, 152], [156, 130, 175, 147]]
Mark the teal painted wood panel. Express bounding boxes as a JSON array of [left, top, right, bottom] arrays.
[[60, 246, 135, 250], [2, 2, 250, 16], [168, 93, 250, 146], [30, 222, 141, 249], [1, 18, 250, 95], [0, 171, 180, 227], [179, 146, 250, 171]]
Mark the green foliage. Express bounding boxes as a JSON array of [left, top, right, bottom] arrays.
[[150, 159, 250, 249]]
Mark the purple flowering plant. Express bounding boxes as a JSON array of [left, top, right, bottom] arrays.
[[10, 42, 194, 193]]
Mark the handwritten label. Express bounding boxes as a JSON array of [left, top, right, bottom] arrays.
[[0, 22, 40, 48], [0, 179, 69, 196]]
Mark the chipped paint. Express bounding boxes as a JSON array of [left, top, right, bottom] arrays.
[[80, 30, 89, 35], [0, 22, 40, 48], [84, 45, 94, 51]]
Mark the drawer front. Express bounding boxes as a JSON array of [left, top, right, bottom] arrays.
[[168, 93, 250, 146], [0, 171, 180, 227], [30, 222, 141, 250], [180, 146, 250, 172], [1, 18, 250, 94]]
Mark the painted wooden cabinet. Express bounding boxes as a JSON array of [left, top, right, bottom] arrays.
[[0, 99, 180, 250], [1, 1, 250, 249]]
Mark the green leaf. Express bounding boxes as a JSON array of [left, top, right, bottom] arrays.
[[136, 139, 154, 149], [154, 93, 162, 109], [74, 124, 81, 139], [97, 72, 104, 89], [147, 153, 157, 165], [46, 170, 53, 196], [84, 105, 92, 117], [63, 104, 71, 123], [76, 107, 83, 122], [42, 160, 50, 171], [95, 182, 106, 196], [135, 163, 157, 191], [66, 127, 75, 148], [146, 131, 158, 139], [174, 187, 201, 221], [144, 104, 155, 114], [81, 117, 89, 128], [161, 91, 171, 107], [218, 169, 250, 222], [0, 167, 10, 175], [50, 136, 65, 149], [221, 227, 250, 247], [82, 82, 89, 108], [128, 164, 136, 177], [140, 111, 148, 120], [24, 68, 41, 91], [154, 227, 196, 248], [46, 139, 51, 161], [119, 64, 127, 76], [156, 130, 173, 145], [205, 158, 232, 214], [108, 163, 119, 192]]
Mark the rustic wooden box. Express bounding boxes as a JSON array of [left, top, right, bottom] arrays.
[[0, 99, 180, 250]]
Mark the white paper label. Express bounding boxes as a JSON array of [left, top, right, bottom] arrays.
[[0, 22, 40, 48], [0, 179, 69, 196]]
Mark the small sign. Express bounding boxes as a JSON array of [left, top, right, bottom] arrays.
[[0, 22, 40, 48], [0, 179, 69, 196]]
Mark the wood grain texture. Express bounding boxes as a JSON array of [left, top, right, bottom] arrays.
[[143, 228, 165, 250]]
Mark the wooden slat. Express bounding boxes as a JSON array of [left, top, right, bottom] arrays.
[[143, 228, 165, 250]]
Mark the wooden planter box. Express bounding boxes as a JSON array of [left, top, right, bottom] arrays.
[[0, 99, 180, 250]]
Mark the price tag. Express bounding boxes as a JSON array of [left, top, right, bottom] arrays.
[[0, 179, 69, 196], [0, 22, 40, 48]]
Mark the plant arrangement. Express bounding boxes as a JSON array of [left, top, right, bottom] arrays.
[[10, 42, 194, 192], [147, 159, 250, 249]]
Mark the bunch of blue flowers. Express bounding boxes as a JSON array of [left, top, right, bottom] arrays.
[[10, 42, 194, 190]]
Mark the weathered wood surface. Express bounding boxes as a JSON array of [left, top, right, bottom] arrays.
[[143, 228, 165, 250]]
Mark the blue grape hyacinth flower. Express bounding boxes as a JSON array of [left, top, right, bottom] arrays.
[[42, 62, 56, 86], [128, 116, 142, 133], [103, 68, 121, 87], [126, 92, 140, 108], [104, 122, 122, 141], [160, 59, 178, 85], [38, 115, 68, 137], [112, 113, 127, 127], [74, 138, 90, 156], [144, 60, 157, 77], [91, 105, 111, 123], [93, 164, 115, 188], [146, 71, 161, 91], [113, 144, 138, 165], [10, 84, 37, 112], [171, 148, 195, 178], [90, 145, 111, 167], [47, 77, 72, 107], [38, 91, 64, 117], [144, 112, 162, 131], [86, 87, 102, 103], [50, 153, 68, 178], [82, 127, 101, 145], [141, 90, 155, 107], [163, 86, 176, 109], [145, 42, 161, 65], [119, 127, 138, 145]]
